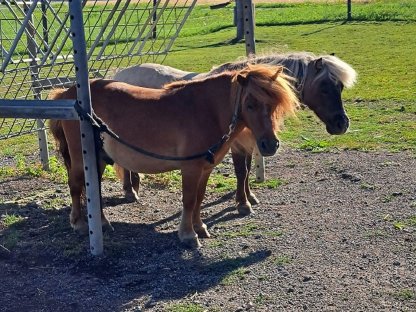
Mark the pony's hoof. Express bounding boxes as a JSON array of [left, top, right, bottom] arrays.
[[179, 233, 202, 248], [248, 193, 260, 205], [71, 220, 89, 235], [124, 191, 139, 203], [236, 202, 254, 216], [194, 223, 211, 238], [102, 220, 114, 232]]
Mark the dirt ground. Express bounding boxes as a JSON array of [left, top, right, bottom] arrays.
[[0, 148, 415, 311]]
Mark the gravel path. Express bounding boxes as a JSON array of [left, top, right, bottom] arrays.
[[1, 148, 415, 311]]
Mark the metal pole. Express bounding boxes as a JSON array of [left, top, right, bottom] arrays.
[[69, 0, 103, 256], [242, 0, 255, 56], [152, 0, 157, 39], [242, 0, 264, 182], [24, 2, 50, 171], [41, 0, 49, 52], [347, 0, 352, 21], [234, 0, 244, 41]]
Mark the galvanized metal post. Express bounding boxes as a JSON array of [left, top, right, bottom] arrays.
[[241, 0, 264, 182], [234, 0, 244, 41], [242, 0, 255, 56], [23, 3, 49, 170], [24, 2, 50, 171], [69, 0, 103, 255]]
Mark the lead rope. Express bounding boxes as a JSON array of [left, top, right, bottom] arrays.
[[74, 82, 242, 164]]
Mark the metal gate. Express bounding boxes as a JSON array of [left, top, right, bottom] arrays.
[[0, 0, 196, 166], [0, 0, 197, 254]]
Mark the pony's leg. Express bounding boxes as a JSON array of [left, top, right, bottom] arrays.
[[231, 150, 254, 216], [131, 172, 140, 197], [192, 169, 212, 239], [179, 168, 203, 248], [245, 153, 260, 206], [69, 161, 112, 233], [68, 163, 88, 234], [99, 162, 113, 231], [123, 169, 139, 202]]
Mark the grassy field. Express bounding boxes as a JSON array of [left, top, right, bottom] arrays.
[[0, 0, 415, 178], [162, 0, 416, 153]]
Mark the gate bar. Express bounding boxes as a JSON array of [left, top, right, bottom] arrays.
[[0, 99, 78, 119]]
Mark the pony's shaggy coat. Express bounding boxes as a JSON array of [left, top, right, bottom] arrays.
[[50, 65, 298, 247]]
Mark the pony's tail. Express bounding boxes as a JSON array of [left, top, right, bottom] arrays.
[[48, 89, 71, 171], [49, 119, 71, 171]]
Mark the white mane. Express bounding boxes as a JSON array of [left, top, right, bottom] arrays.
[[209, 52, 357, 90]]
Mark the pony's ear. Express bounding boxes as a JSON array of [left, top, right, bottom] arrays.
[[271, 66, 283, 80], [237, 74, 248, 86], [314, 58, 324, 71]]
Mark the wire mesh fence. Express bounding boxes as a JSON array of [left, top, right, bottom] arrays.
[[0, 0, 196, 141]]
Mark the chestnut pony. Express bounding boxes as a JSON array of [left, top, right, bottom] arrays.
[[50, 65, 298, 247], [114, 52, 357, 214]]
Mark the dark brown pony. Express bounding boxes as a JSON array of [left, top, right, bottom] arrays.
[[114, 52, 357, 214], [50, 65, 298, 247]]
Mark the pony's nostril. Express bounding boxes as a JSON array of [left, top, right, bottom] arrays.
[[259, 138, 279, 155], [261, 140, 267, 151], [337, 115, 349, 130]]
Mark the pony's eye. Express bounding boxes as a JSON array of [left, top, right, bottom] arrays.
[[247, 103, 255, 111]]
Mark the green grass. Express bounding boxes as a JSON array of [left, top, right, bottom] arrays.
[[166, 303, 205, 312], [384, 213, 416, 231], [1, 0, 416, 181], [221, 223, 259, 238], [0, 213, 25, 250], [395, 289, 415, 301], [274, 255, 292, 266], [251, 177, 285, 189], [163, 2, 416, 154], [1, 213, 24, 227], [220, 222, 283, 239], [392, 216, 416, 230], [220, 267, 251, 286]]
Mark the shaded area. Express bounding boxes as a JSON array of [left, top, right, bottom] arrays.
[[0, 189, 270, 311]]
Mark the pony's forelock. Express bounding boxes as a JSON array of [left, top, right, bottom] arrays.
[[236, 64, 299, 132], [321, 55, 357, 89]]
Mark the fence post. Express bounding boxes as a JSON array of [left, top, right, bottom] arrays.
[[24, 2, 50, 171], [69, 0, 103, 256], [41, 0, 48, 52], [241, 0, 264, 182], [234, 0, 244, 41], [347, 0, 352, 21]]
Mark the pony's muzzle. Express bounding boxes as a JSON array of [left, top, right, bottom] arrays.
[[326, 114, 350, 135], [257, 137, 279, 156]]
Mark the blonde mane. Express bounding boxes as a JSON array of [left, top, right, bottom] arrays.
[[209, 51, 357, 91]]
